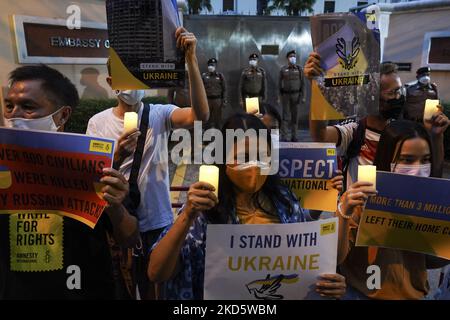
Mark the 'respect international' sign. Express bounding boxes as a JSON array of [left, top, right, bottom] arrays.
[[13, 15, 109, 64]]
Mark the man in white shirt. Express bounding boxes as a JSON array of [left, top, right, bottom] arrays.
[[86, 27, 209, 299]]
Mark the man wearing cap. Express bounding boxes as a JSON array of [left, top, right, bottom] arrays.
[[239, 53, 267, 113], [279, 50, 306, 142], [404, 66, 439, 122], [201, 58, 226, 129]]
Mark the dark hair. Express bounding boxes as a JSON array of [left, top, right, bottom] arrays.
[[205, 112, 296, 224], [380, 62, 398, 76], [373, 120, 435, 176], [261, 103, 282, 127], [9, 64, 79, 110]]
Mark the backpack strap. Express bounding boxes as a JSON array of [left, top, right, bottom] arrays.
[[125, 103, 151, 216]]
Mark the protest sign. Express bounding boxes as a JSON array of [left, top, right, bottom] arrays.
[[204, 218, 338, 300], [356, 172, 450, 259], [106, 0, 184, 89], [278, 143, 338, 212], [0, 128, 115, 229], [310, 5, 380, 120]]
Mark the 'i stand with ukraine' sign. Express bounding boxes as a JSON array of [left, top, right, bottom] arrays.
[[278, 143, 338, 212]]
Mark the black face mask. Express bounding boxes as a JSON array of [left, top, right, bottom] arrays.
[[380, 95, 405, 120]]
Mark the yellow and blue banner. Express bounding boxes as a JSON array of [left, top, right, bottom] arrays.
[[278, 143, 338, 212], [356, 172, 450, 259], [310, 7, 380, 120], [0, 128, 115, 229]]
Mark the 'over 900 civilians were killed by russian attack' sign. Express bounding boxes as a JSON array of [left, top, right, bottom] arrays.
[[0, 127, 115, 229]]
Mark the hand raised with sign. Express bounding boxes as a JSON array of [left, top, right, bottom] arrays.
[[175, 27, 197, 62], [331, 170, 344, 193], [304, 52, 324, 80]]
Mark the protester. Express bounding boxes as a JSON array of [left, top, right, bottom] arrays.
[[86, 26, 209, 299], [337, 120, 450, 299], [304, 55, 449, 186], [0, 64, 139, 299], [148, 113, 346, 300]]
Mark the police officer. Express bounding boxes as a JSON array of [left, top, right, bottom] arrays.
[[239, 53, 267, 113], [202, 58, 226, 129], [404, 66, 439, 122], [279, 50, 305, 142]]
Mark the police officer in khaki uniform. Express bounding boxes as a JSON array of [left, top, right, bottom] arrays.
[[404, 66, 439, 122], [239, 53, 267, 113], [202, 58, 226, 129], [279, 50, 305, 142]]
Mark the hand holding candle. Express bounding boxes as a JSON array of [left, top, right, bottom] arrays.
[[358, 165, 376, 189], [245, 97, 260, 114], [199, 165, 219, 198], [423, 99, 440, 122], [124, 112, 138, 133]]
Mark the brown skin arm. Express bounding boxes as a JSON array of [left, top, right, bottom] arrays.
[[170, 27, 209, 129]]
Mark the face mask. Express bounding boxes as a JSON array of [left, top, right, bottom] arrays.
[[5, 108, 64, 132], [249, 60, 258, 68], [380, 95, 405, 120], [115, 90, 145, 106], [419, 76, 430, 85], [289, 57, 297, 65], [391, 163, 431, 177], [226, 163, 268, 194], [208, 65, 216, 73]]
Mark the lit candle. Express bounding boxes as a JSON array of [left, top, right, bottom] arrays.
[[358, 165, 376, 189], [245, 97, 259, 114], [124, 112, 138, 133], [199, 165, 219, 198], [423, 99, 440, 121]]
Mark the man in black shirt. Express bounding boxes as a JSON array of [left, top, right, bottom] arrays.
[[0, 64, 139, 299]]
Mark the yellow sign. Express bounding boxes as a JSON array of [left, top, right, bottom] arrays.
[[89, 140, 113, 154]]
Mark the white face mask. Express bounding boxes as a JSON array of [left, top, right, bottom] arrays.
[[391, 163, 431, 177], [208, 65, 216, 73], [115, 90, 145, 106], [249, 60, 258, 67], [289, 57, 297, 65], [419, 76, 430, 85], [4, 108, 64, 132]]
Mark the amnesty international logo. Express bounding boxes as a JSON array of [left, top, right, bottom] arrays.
[[336, 37, 360, 70]]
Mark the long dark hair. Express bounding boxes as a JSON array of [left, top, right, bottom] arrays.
[[205, 112, 295, 224], [373, 120, 435, 175]]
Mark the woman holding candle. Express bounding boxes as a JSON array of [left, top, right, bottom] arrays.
[[148, 113, 347, 300], [337, 120, 449, 300]]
